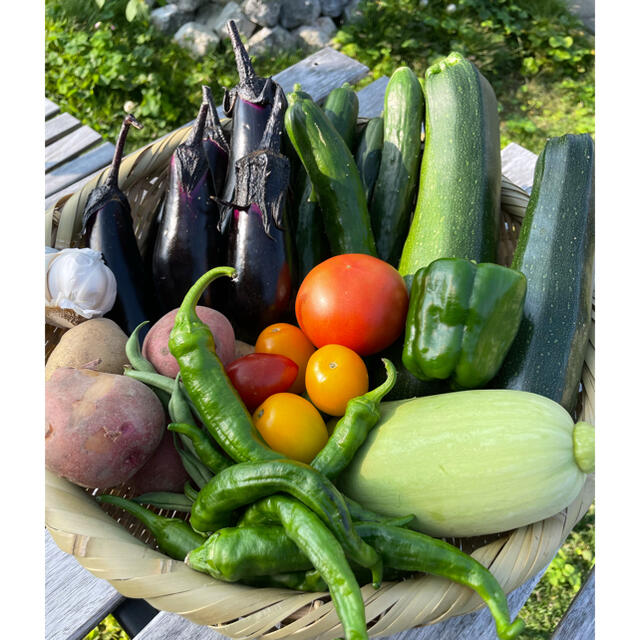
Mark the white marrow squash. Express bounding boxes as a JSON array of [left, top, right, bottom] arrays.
[[339, 389, 594, 537]]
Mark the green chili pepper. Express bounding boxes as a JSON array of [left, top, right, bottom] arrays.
[[96, 494, 205, 560], [173, 436, 213, 490], [311, 359, 397, 479], [186, 525, 312, 581], [189, 458, 382, 587], [342, 495, 414, 528], [402, 258, 527, 389], [242, 568, 327, 592], [168, 266, 282, 463], [168, 422, 231, 474], [355, 522, 525, 640], [240, 495, 368, 640], [132, 491, 193, 512]]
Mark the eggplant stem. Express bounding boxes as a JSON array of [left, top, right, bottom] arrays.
[[186, 100, 209, 147], [258, 86, 286, 154], [107, 113, 143, 189], [227, 20, 255, 85], [203, 85, 229, 154]]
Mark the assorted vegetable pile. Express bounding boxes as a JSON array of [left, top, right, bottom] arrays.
[[44, 20, 596, 640]]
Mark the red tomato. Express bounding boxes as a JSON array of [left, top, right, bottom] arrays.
[[295, 254, 409, 356], [226, 353, 298, 412]]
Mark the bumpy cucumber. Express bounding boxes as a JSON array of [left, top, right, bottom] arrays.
[[370, 67, 424, 266], [398, 52, 501, 281], [285, 88, 377, 257]]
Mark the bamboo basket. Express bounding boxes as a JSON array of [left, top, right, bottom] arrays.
[[44, 121, 595, 638]]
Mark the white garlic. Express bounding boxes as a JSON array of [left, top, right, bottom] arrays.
[[45, 247, 117, 319]]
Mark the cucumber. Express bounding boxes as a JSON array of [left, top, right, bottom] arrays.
[[339, 390, 594, 538], [285, 88, 377, 257], [370, 67, 424, 266], [295, 84, 359, 279], [355, 116, 383, 206], [398, 52, 501, 281], [494, 134, 595, 413]]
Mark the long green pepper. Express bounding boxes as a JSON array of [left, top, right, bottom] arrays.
[[189, 458, 382, 587], [168, 266, 282, 463], [355, 522, 525, 640]]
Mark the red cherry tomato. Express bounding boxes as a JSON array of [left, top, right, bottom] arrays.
[[226, 353, 298, 412], [295, 254, 409, 356]]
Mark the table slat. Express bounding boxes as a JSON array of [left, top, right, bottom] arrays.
[[46, 112, 82, 146], [46, 98, 61, 119], [45, 126, 103, 173], [356, 77, 389, 119], [273, 47, 369, 102], [550, 568, 595, 640], [45, 531, 125, 640], [46, 142, 115, 198]]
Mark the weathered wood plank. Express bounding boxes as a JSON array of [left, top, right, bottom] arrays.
[[46, 142, 115, 197], [46, 126, 103, 173], [45, 530, 125, 640], [46, 98, 60, 119], [46, 112, 82, 146], [550, 568, 595, 640], [273, 47, 369, 103], [356, 76, 389, 118], [501, 142, 538, 194]]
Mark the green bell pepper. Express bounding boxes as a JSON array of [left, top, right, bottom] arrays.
[[402, 258, 527, 389]]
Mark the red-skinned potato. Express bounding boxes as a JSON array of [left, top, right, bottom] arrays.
[[128, 430, 189, 495], [142, 305, 235, 377], [45, 367, 165, 489]]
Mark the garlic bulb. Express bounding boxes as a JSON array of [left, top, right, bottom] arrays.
[[46, 247, 117, 319]]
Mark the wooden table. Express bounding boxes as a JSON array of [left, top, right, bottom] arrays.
[[45, 48, 594, 640]]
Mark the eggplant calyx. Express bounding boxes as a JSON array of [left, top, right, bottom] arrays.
[[106, 113, 143, 190], [173, 99, 211, 192], [203, 85, 230, 155], [226, 19, 276, 107]]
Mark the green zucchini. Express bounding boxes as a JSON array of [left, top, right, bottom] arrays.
[[339, 390, 594, 538], [398, 52, 501, 281], [285, 88, 377, 257], [355, 116, 383, 207], [295, 84, 360, 279], [370, 67, 424, 266], [494, 134, 595, 413]]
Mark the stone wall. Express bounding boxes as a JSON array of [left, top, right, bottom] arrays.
[[147, 0, 362, 57]]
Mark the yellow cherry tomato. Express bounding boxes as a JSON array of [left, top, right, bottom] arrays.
[[305, 344, 369, 417], [252, 393, 328, 463], [255, 323, 316, 394]]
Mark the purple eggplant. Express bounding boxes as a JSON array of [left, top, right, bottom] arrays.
[[81, 114, 160, 337], [152, 88, 227, 313], [219, 19, 278, 233], [218, 85, 295, 343]]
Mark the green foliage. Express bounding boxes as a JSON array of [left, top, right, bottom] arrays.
[[45, 0, 304, 151], [335, 0, 594, 151], [518, 504, 595, 639], [82, 614, 129, 640]]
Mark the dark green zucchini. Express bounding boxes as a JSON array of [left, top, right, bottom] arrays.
[[355, 116, 383, 207], [295, 83, 360, 279], [285, 88, 377, 257], [370, 67, 424, 266], [494, 133, 595, 413], [398, 52, 501, 282]]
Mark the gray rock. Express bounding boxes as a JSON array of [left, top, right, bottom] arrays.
[[211, 2, 257, 39], [319, 0, 347, 18], [342, 0, 363, 22], [194, 2, 223, 31], [176, 0, 207, 11], [242, 0, 281, 28], [314, 15, 336, 36], [150, 4, 193, 34], [173, 22, 221, 56], [293, 24, 332, 51], [246, 25, 297, 56], [279, 0, 320, 30]]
